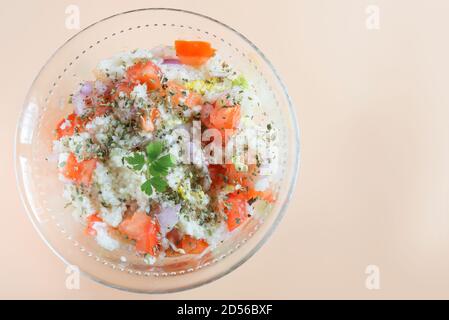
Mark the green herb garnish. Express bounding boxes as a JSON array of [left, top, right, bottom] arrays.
[[125, 141, 174, 196], [124, 152, 145, 171], [140, 180, 153, 196]]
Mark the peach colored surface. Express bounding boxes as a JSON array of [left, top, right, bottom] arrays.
[[2, 0, 449, 299]]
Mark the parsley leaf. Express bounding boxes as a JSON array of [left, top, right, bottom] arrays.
[[150, 154, 174, 176], [141, 180, 153, 196], [125, 152, 145, 171], [154, 154, 174, 168], [150, 176, 168, 192], [149, 162, 168, 176], [125, 142, 174, 197], [146, 141, 163, 162]]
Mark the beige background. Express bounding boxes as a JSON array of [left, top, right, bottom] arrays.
[[2, 0, 449, 299]]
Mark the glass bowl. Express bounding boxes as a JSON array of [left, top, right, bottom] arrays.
[[15, 8, 300, 293]]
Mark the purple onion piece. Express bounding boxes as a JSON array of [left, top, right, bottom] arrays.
[[157, 205, 180, 234], [162, 58, 181, 65], [80, 82, 93, 95], [72, 93, 87, 116]]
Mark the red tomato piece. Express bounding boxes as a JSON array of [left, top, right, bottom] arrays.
[[223, 193, 249, 231], [119, 211, 160, 256], [225, 163, 257, 190], [112, 80, 134, 100], [175, 40, 216, 67], [208, 164, 227, 191], [201, 101, 240, 143], [180, 235, 209, 254], [210, 104, 241, 130], [85, 213, 102, 236], [125, 61, 161, 90], [185, 91, 203, 107], [166, 228, 182, 247], [165, 80, 203, 108], [237, 187, 276, 204], [55, 113, 84, 140], [61, 153, 97, 186]]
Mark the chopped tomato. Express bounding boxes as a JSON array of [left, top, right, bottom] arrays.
[[209, 163, 258, 195], [249, 189, 276, 203], [180, 235, 209, 254], [235, 187, 276, 204], [208, 164, 227, 191], [164, 80, 182, 103], [119, 211, 160, 256], [125, 61, 161, 90], [223, 193, 249, 231], [209, 164, 227, 184], [210, 104, 241, 130], [55, 113, 84, 140], [165, 248, 181, 257], [209, 162, 276, 205], [61, 153, 97, 186], [175, 40, 216, 67], [166, 228, 182, 247], [85, 213, 102, 236], [201, 101, 240, 143], [209, 163, 272, 204], [186, 92, 203, 107], [165, 80, 202, 108], [227, 163, 276, 203], [165, 231, 208, 256], [135, 229, 158, 254], [164, 229, 182, 256], [225, 163, 257, 190], [112, 81, 134, 100]]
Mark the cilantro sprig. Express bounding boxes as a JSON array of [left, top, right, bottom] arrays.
[[125, 141, 174, 196]]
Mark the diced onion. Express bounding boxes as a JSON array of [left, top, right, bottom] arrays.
[[72, 93, 87, 116], [162, 58, 181, 65], [157, 205, 180, 234], [80, 82, 93, 95]]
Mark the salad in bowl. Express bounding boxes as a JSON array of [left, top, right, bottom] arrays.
[[53, 40, 278, 265], [16, 8, 299, 293]]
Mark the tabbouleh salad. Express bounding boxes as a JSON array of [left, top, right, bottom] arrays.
[[52, 40, 277, 264]]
